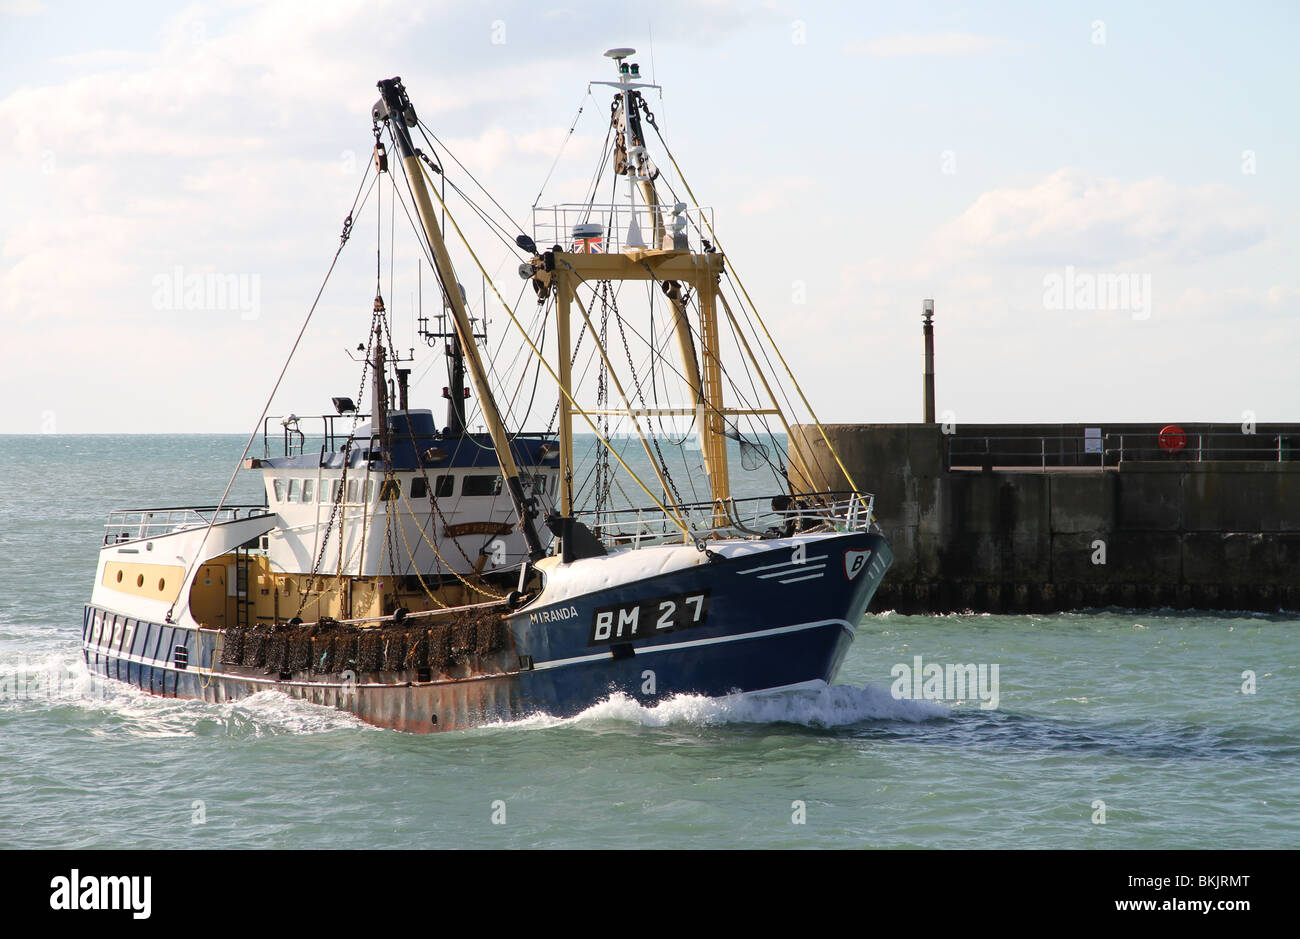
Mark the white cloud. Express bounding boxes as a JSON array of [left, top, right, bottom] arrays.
[[0, 3, 1295, 432], [928, 168, 1272, 267], [2, 0, 758, 431], [813, 167, 1287, 362]]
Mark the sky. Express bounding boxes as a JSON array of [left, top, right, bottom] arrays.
[[1, 0, 1297, 434]]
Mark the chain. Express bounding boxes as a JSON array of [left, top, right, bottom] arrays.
[[383, 486, 399, 602], [396, 484, 506, 599], [638, 94, 658, 131], [594, 282, 612, 512], [375, 297, 499, 582], [607, 281, 684, 506], [391, 495, 449, 609], [295, 309, 377, 617]]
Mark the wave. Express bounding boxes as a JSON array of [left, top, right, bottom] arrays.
[[4, 649, 946, 738], [0, 651, 370, 737], [486, 683, 950, 732]]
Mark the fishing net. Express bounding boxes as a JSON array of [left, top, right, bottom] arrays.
[[739, 439, 768, 472]]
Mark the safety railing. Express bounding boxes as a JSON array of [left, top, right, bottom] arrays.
[[946, 433, 1296, 469], [263, 414, 367, 459], [573, 491, 875, 548], [531, 202, 715, 255], [103, 506, 271, 545]]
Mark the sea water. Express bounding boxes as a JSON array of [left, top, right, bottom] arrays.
[[1, 435, 1296, 849]]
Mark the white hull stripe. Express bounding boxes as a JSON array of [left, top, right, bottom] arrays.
[[776, 571, 826, 584], [738, 554, 828, 576], [757, 562, 826, 580], [531, 618, 854, 671], [89, 620, 855, 684]]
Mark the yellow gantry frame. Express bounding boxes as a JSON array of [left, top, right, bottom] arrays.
[[554, 249, 743, 525], [414, 163, 694, 537], [411, 163, 815, 535]]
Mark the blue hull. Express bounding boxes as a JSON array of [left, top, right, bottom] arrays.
[[82, 531, 892, 732], [511, 531, 892, 716]]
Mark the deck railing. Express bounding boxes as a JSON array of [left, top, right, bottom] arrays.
[[263, 414, 365, 459], [531, 202, 715, 255], [103, 506, 271, 545], [574, 491, 876, 548]]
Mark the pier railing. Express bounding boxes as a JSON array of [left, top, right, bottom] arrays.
[[946, 432, 1297, 470], [103, 506, 271, 545]]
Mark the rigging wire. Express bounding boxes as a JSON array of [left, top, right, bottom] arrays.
[[415, 120, 529, 250], [532, 88, 593, 209], [163, 160, 379, 623], [558, 257, 788, 490], [413, 161, 693, 534], [642, 113, 865, 497], [384, 135, 553, 441]]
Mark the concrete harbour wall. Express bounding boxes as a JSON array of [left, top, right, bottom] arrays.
[[790, 423, 1300, 613]]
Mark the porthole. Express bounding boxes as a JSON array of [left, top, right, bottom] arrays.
[[158, 578, 166, 591], [136, 574, 144, 588], [116, 570, 123, 583]]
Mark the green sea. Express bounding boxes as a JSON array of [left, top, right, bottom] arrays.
[[1, 435, 1296, 849]]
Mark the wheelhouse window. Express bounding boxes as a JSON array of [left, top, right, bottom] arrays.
[[365, 480, 375, 503], [302, 479, 315, 503], [287, 479, 300, 503], [329, 479, 342, 504], [407, 475, 453, 500], [273, 478, 286, 502], [346, 479, 358, 504], [379, 479, 401, 501], [463, 475, 503, 497], [533, 474, 548, 496]]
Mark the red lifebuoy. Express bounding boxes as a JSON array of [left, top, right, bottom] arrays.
[[1158, 424, 1186, 453]]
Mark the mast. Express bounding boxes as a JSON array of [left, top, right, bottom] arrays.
[[369, 315, 387, 449], [446, 332, 468, 435], [373, 78, 545, 560], [595, 49, 731, 519]]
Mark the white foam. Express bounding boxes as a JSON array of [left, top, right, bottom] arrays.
[[486, 683, 949, 732], [6, 651, 947, 737], [0, 650, 371, 737]]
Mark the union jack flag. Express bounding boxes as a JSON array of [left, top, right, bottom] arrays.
[[572, 235, 603, 254]]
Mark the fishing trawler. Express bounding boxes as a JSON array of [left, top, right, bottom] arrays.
[[81, 51, 892, 732]]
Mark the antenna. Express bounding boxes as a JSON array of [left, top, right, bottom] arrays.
[[416, 259, 427, 342], [648, 22, 657, 89]]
